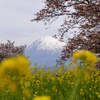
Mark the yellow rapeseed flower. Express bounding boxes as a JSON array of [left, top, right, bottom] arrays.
[[72, 50, 98, 66], [0, 78, 12, 90], [0, 58, 17, 77], [15, 55, 30, 76], [34, 62, 37, 67], [33, 96, 51, 100], [8, 82, 17, 93], [34, 92, 38, 97], [23, 89, 31, 98], [0, 55, 31, 93], [0, 55, 30, 77], [98, 95, 100, 98]]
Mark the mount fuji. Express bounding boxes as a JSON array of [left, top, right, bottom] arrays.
[[25, 36, 66, 68]]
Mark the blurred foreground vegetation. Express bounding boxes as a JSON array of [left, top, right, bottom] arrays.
[[0, 50, 99, 100]]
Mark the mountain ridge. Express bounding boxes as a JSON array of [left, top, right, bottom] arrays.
[[25, 36, 66, 67]]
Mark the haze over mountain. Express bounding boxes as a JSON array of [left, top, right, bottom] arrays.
[[25, 36, 66, 68]]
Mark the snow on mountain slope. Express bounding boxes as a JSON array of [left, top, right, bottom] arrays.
[[25, 36, 66, 67], [27, 36, 65, 52]]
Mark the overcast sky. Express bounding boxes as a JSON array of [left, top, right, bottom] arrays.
[[0, 0, 77, 46]]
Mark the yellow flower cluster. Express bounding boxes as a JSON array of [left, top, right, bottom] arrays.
[[0, 50, 99, 100], [0, 55, 30, 93], [0, 55, 30, 77], [72, 50, 98, 66], [33, 96, 51, 100]]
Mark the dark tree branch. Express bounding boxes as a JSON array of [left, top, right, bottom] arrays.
[[60, 17, 84, 37], [32, 0, 100, 67], [58, 2, 88, 8]]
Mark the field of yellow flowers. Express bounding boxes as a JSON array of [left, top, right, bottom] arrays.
[[0, 50, 100, 100]]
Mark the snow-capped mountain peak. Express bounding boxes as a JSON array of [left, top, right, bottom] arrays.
[[25, 36, 66, 67], [27, 36, 66, 52]]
